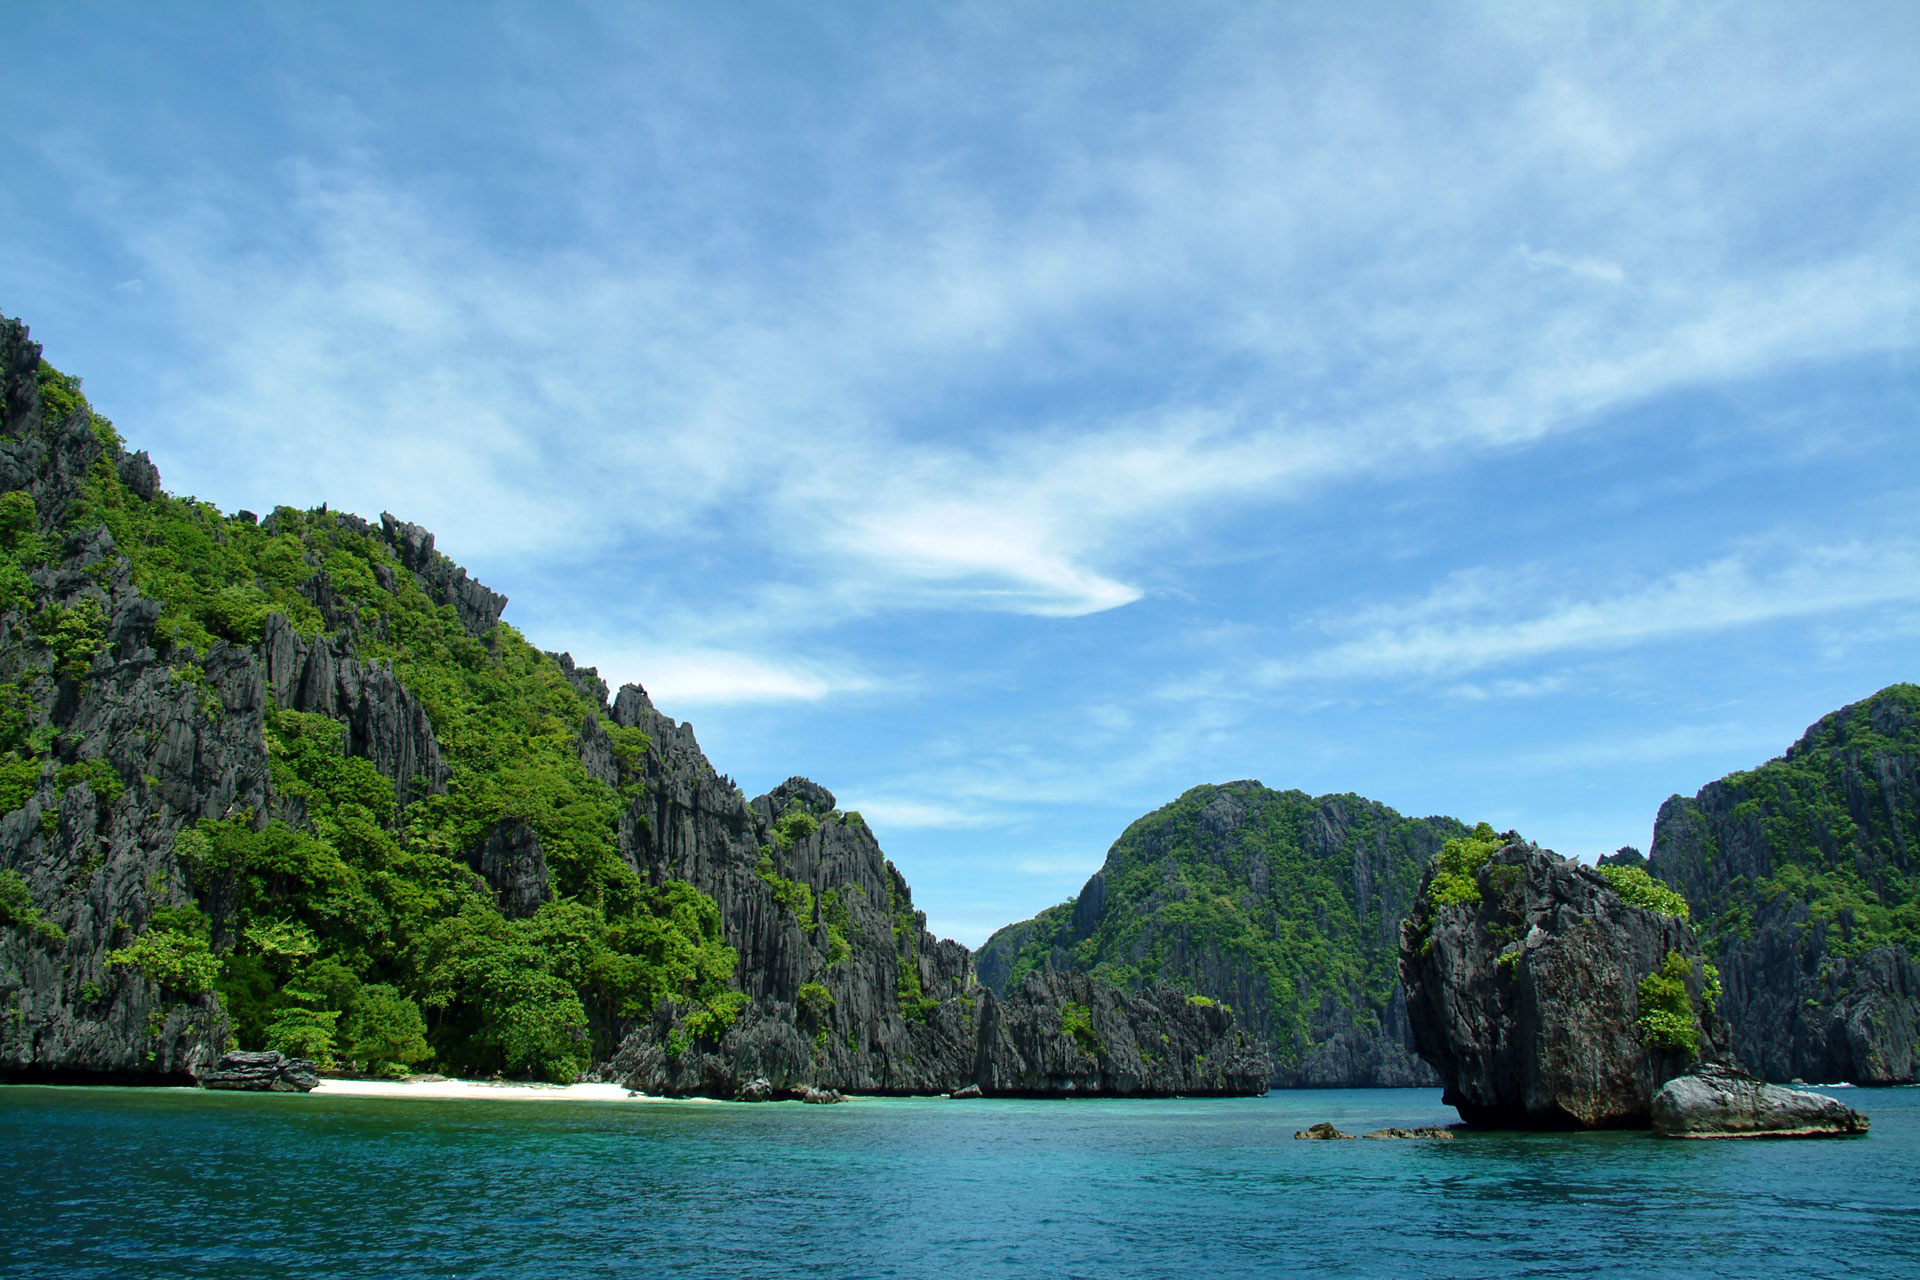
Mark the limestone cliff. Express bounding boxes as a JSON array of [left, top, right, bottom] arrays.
[[0, 312, 1265, 1097], [1646, 685, 1918, 1085]]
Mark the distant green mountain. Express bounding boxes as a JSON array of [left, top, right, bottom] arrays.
[[977, 782, 1473, 1085], [1645, 683, 1919, 1084]]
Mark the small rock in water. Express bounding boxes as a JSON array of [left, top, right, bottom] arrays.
[[198, 1051, 320, 1093], [1652, 1065, 1870, 1138], [734, 1077, 776, 1102], [801, 1086, 845, 1104], [1361, 1127, 1454, 1140], [950, 1084, 983, 1099], [1293, 1122, 1354, 1140]]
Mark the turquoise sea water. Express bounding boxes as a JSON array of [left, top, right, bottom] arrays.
[[3, 1085, 1917, 1279]]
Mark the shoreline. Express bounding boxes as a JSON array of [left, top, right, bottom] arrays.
[[309, 1078, 719, 1102]]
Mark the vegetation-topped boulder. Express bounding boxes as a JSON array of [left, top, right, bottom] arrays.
[[977, 781, 1469, 1086], [1400, 833, 1731, 1128], [1647, 684, 1918, 1085]]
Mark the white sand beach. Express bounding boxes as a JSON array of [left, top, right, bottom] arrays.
[[309, 1078, 714, 1102]]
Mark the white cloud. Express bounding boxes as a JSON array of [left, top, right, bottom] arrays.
[[1264, 542, 1920, 686], [27, 1, 1920, 630], [846, 799, 1009, 831], [581, 646, 875, 708]]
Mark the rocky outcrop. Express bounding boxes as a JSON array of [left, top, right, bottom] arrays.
[[198, 1049, 319, 1092], [973, 970, 1272, 1097], [260, 613, 449, 811], [1362, 1127, 1453, 1139], [1651, 1065, 1870, 1138], [378, 513, 507, 637], [1295, 1122, 1352, 1139], [1400, 841, 1730, 1128], [467, 821, 550, 918], [978, 782, 1461, 1088], [1648, 685, 1918, 1086]]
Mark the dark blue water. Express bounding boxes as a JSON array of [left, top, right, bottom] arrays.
[[4, 1085, 1917, 1279]]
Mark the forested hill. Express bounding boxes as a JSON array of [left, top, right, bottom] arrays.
[[0, 313, 1269, 1097], [976, 781, 1473, 1086], [1645, 683, 1918, 1084]]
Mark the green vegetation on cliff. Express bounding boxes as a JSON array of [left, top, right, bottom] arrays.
[[6, 361, 740, 1080], [980, 781, 1470, 1077], [1652, 684, 1920, 961]]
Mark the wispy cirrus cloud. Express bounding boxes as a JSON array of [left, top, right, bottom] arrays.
[[21, 1, 1913, 637], [1263, 541, 1920, 687]]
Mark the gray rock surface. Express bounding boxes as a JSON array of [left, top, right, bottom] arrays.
[[378, 512, 507, 637], [1651, 1065, 1870, 1138], [973, 969, 1272, 1097], [468, 820, 550, 918], [1362, 1127, 1453, 1139], [198, 1049, 319, 1092], [1400, 841, 1730, 1128]]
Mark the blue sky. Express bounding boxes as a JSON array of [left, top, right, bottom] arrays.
[[3, 2, 1915, 946]]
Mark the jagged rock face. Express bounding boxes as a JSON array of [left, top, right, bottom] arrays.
[[973, 970, 1271, 1097], [377, 512, 507, 637], [599, 686, 1269, 1098], [260, 613, 448, 811], [1648, 685, 1918, 1085], [199, 1049, 318, 1092], [0, 313, 1267, 1097], [0, 317, 453, 1083], [977, 782, 1460, 1088], [1400, 842, 1730, 1128], [468, 821, 550, 919]]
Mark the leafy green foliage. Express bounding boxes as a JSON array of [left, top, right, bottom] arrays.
[[755, 848, 816, 924], [797, 981, 834, 1022], [0, 869, 66, 945], [108, 903, 218, 995], [1428, 823, 1504, 907], [37, 598, 108, 681], [1635, 950, 1703, 1055], [820, 888, 853, 967], [1596, 863, 1692, 919], [773, 805, 818, 850], [887, 877, 939, 1020], [684, 990, 749, 1042], [54, 758, 125, 807], [23, 355, 743, 1082], [1060, 1001, 1100, 1057]]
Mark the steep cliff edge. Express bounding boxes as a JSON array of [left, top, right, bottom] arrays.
[[0, 313, 1264, 1096], [978, 781, 1465, 1086], [1399, 835, 1730, 1127], [596, 687, 1267, 1096], [1647, 684, 1918, 1085]]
